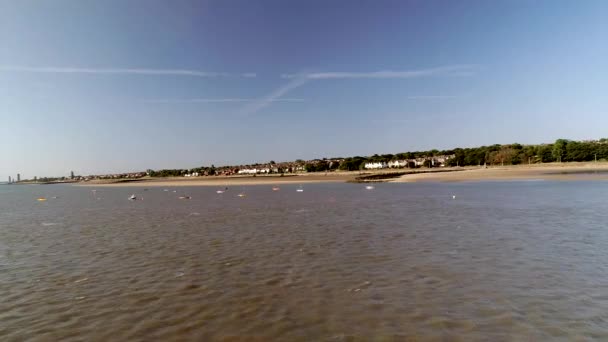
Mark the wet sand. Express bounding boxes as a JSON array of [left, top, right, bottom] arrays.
[[392, 163, 608, 183]]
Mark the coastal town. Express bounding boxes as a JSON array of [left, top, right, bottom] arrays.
[[6, 154, 456, 184], [6, 138, 608, 184]]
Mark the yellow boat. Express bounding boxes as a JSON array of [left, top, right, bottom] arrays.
[[37, 198, 47, 201]]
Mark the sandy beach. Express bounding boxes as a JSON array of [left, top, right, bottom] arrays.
[[392, 162, 608, 183]]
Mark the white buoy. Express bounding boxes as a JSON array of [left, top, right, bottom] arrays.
[[452, 195, 456, 199]]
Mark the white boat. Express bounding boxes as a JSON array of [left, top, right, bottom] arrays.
[[365, 185, 375, 190], [129, 194, 137, 200]]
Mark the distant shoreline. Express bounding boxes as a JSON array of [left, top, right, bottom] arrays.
[[73, 173, 359, 187], [64, 162, 608, 187]]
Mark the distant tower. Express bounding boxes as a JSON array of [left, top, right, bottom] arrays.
[[17, 174, 20, 182], [8, 176, 11, 184], [70, 171, 74, 179]]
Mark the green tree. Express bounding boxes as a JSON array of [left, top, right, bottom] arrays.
[[305, 164, 317, 172], [339, 157, 366, 171], [552, 139, 568, 162], [536, 145, 554, 162]]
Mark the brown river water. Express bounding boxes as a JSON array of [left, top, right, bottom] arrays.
[[1, 181, 608, 341]]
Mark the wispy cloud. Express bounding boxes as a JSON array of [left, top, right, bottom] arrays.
[[145, 98, 304, 103], [241, 65, 478, 116], [281, 65, 479, 79], [0, 66, 256, 78], [239, 76, 310, 116], [407, 95, 459, 100]]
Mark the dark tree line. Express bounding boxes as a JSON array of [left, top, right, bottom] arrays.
[[305, 160, 339, 172], [147, 165, 218, 177], [445, 139, 608, 166], [335, 139, 608, 171]]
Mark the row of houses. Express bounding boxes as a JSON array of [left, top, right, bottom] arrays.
[[364, 155, 454, 169], [237, 167, 277, 174], [79, 172, 147, 181], [176, 155, 455, 177], [236, 164, 306, 174]]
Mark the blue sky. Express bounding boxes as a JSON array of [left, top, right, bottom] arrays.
[[1, 0, 607, 179]]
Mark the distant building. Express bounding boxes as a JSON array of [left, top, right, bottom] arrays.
[[8, 176, 12, 184], [70, 171, 74, 180], [238, 168, 270, 174], [364, 162, 387, 169], [237, 169, 256, 174], [17, 174, 20, 182], [388, 160, 407, 168]]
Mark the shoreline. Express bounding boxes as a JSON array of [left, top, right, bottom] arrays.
[[73, 173, 360, 187], [391, 163, 608, 183], [66, 162, 608, 187]]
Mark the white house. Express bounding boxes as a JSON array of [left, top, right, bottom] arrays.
[[184, 172, 199, 177], [238, 169, 258, 174], [388, 160, 407, 168], [433, 155, 455, 167], [364, 162, 388, 169], [238, 168, 270, 174]]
